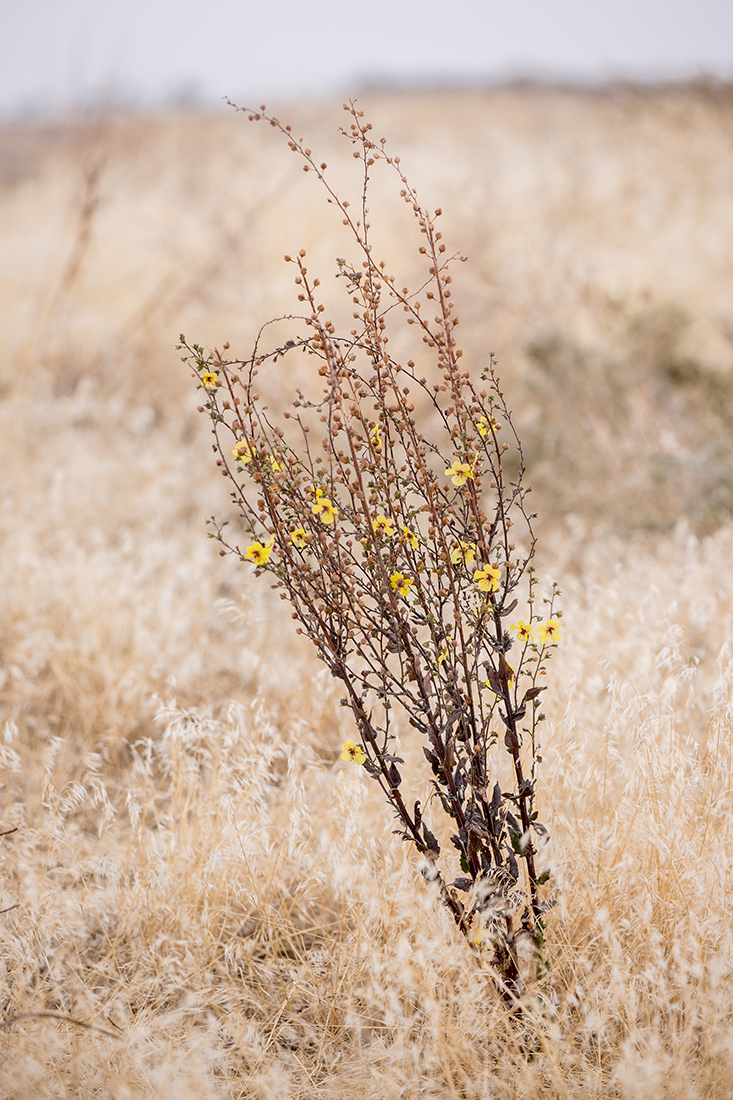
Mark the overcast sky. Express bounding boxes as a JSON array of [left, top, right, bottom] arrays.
[[3, 0, 733, 118]]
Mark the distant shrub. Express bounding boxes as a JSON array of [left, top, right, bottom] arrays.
[[181, 102, 559, 1002]]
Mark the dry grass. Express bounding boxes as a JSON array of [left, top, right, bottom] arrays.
[[1, 84, 733, 1097]]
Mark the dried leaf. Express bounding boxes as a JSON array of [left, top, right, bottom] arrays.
[[467, 818, 490, 841], [498, 652, 513, 683], [441, 710, 461, 737], [387, 762, 402, 787], [422, 823, 440, 855], [422, 746, 440, 770], [485, 665, 503, 694]]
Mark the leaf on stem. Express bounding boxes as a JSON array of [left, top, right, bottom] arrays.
[[422, 823, 440, 855], [485, 665, 503, 695]]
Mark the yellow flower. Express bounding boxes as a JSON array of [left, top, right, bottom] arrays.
[[311, 488, 339, 525], [369, 424, 382, 449], [445, 460, 474, 487], [290, 527, 308, 548], [510, 620, 533, 642], [537, 620, 561, 645], [437, 642, 450, 666], [474, 565, 501, 593], [470, 926, 493, 950], [319, 499, 338, 524], [244, 535, 275, 566], [201, 370, 219, 388], [341, 740, 366, 765], [372, 514, 395, 538], [450, 540, 476, 566], [269, 455, 284, 474], [401, 526, 418, 550], [231, 440, 254, 464], [390, 572, 413, 598], [477, 415, 500, 437]]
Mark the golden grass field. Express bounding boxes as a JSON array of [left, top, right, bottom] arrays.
[[2, 83, 733, 1097]]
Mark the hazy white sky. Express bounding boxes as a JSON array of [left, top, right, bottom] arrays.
[[3, 0, 733, 117]]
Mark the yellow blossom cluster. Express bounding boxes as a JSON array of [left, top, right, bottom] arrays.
[[244, 535, 275, 566], [372, 514, 394, 538], [341, 740, 366, 765], [311, 488, 339, 525], [476, 414, 500, 437], [537, 620, 561, 644], [230, 440, 284, 472], [445, 460, 474, 487], [509, 619, 561, 644], [450, 540, 476, 565], [474, 565, 501, 593], [231, 440, 254, 464], [510, 620, 533, 642], [390, 572, 413, 597]]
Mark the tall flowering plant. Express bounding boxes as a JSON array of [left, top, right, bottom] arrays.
[[181, 103, 559, 1000]]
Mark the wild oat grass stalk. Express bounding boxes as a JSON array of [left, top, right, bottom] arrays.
[[181, 103, 560, 997]]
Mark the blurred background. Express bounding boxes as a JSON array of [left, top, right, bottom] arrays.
[[3, 0, 733, 530], [4, 0, 733, 117]]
